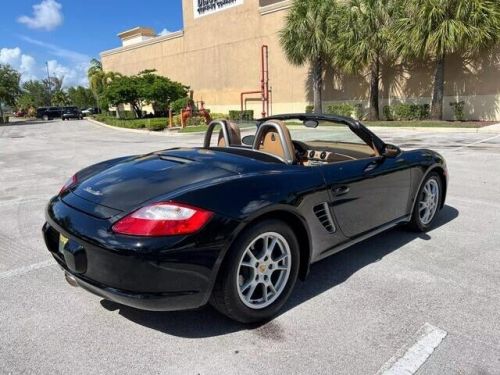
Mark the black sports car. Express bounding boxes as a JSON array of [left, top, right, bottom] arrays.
[[43, 114, 447, 323]]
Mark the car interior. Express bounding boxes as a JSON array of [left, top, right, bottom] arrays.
[[205, 119, 382, 166]]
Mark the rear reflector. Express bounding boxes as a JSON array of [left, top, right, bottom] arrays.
[[112, 202, 213, 236]]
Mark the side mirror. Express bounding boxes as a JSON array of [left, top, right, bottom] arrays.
[[304, 119, 319, 128], [383, 144, 401, 158], [242, 135, 255, 146]]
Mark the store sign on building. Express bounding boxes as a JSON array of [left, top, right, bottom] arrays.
[[193, 0, 244, 18]]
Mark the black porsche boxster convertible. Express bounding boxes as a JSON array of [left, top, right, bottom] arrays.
[[43, 114, 447, 323]]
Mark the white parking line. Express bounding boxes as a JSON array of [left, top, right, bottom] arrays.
[[0, 259, 56, 280], [376, 323, 447, 375], [456, 134, 500, 150]]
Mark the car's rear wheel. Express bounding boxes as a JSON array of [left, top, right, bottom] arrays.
[[409, 171, 442, 232], [43, 115, 49, 121], [211, 219, 299, 323]]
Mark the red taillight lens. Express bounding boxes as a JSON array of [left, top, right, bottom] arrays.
[[59, 174, 77, 194], [112, 202, 214, 236]]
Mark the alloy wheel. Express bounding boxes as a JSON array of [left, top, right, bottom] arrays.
[[419, 178, 440, 225], [236, 232, 291, 309]]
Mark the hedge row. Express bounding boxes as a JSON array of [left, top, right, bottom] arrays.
[[383, 104, 430, 120], [326, 103, 363, 118], [94, 115, 168, 131], [228, 110, 254, 121]]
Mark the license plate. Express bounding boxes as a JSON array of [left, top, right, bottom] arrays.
[[59, 234, 69, 253]]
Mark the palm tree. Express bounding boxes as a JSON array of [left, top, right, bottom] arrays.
[[335, 0, 394, 120], [280, 0, 340, 114], [51, 90, 70, 106], [87, 58, 121, 111], [391, 0, 500, 120]]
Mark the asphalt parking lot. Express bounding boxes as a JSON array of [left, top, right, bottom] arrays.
[[1, 119, 499, 374]]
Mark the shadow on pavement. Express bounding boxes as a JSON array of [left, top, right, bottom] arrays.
[[100, 204, 459, 338], [0, 119, 54, 127]]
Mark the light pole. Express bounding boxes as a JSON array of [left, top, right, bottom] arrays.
[[46, 62, 51, 105]]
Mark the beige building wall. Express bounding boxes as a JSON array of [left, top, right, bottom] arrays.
[[101, 0, 500, 121]]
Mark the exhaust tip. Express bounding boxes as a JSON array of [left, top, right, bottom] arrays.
[[64, 272, 79, 287]]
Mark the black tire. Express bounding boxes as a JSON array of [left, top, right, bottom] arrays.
[[211, 219, 300, 323], [409, 171, 442, 232]]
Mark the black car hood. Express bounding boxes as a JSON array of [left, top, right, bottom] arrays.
[[70, 148, 271, 212]]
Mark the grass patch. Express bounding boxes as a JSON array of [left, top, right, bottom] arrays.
[[178, 125, 207, 133], [362, 120, 495, 128]]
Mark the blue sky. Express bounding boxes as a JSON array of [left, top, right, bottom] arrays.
[[0, 0, 183, 87]]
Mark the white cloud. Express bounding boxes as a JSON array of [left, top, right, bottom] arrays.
[[0, 46, 88, 87], [0, 47, 37, 81], [20, 55, 37, 80], [158, 28, 172, 36], [20, 35, 89, 64], [47, 60, 89, 87], [18, 0, 63, 31], [0, 47, 22, 65]]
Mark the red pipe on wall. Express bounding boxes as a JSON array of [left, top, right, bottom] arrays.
[[261, 45, 269, 117], [240, 45, 271, 117]]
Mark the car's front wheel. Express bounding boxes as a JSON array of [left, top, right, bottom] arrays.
[[409, 171, 442, 231], [211, 219, 299, 323]]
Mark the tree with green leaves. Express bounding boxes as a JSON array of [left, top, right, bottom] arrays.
[[18, 80, 50, 109], [87, 58, 121, 111], [104, 75, 141, 118], [335, 0, 394, 120], [68, 86, 95, 109], [51, 90, 71, 106], [0, 64, 21, 120], [391, 0, 500, 120], [280, 0, 340, 114], [136, 70, 189, 114]]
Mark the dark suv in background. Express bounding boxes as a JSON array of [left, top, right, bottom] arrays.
[[61, 106, 83, 120], [36, 107, 63, 120]]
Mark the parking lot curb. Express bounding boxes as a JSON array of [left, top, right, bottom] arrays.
[[86, 118, 181, 136]]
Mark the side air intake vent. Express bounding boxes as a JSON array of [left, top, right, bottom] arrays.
[[313, 203, 336, 233]]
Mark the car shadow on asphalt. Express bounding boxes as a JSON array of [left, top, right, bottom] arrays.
[[100, 204, 459, 338], [0, 119, 53, 127]]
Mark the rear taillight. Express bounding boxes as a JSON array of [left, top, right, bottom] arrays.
[[60, 174, 78, 194], [112, 202, 214, 236]]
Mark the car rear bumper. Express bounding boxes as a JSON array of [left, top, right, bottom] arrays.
[[43, 196, 239, 311], [62, 267, 206, 311]]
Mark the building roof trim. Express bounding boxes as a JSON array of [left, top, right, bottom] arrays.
[[117, 26, 156, 39], [259, 0, 291, 16], [101, 30, 184, 57]]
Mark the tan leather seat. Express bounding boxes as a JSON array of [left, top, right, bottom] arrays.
[[255, 120, 296, 163], [218, 121, 242, 147]]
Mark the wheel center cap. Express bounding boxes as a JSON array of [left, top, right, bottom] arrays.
[[259, 263, 267, 273]]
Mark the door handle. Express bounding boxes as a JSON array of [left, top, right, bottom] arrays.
[[332, 186, 350, 196], [364, 161, 379, 173]]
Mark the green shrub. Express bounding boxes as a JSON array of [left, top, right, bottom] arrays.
[[146, 118, 167, 131], [449, 101, 465, 121], [209, 112, 229, 119], [228, 110, 254, 121], [186, 116, 207, 127], [353, 104, 363, 120], [326, 103, 355, 117], [170, 97, 192, 114], [305, 105, 314, 113], [172, 114, 182, 126], [383, 103, 429, 120], [383, 105, 393, 120], [117, 110, 136, 119]]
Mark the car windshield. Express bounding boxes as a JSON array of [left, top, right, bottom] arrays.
[[206, 117, 379, 165]]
